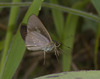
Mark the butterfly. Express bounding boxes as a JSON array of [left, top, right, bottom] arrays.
[[20, 15, 59, 63]]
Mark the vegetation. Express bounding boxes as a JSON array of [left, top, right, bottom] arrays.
[[0, 0, 100, 79]]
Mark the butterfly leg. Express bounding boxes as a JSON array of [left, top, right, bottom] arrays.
[[55, 47, 59, 56], [43, 51, 46, 65], [54, 47, 59, 62]]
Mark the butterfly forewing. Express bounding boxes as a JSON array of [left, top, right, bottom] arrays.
[[27, 15, 52, 42]]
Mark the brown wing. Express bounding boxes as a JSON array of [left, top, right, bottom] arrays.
[[27, 15, 52, 42], [25, 31, 50, 51]]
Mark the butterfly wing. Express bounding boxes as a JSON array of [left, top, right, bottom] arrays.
[[20, 15, 54, 51], [27, 15, 52, 42], [25, 31, 50, 51]]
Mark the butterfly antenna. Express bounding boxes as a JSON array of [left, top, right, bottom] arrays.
[[58, 48, 69, 56], [43, 51, 46, 65]]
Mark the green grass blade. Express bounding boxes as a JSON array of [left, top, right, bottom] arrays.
[[0, 0, 21, 78], [62, 0, 90, 71], [92, 0, 100, 14], [42, 2, 100, 22], [22, 1, 43, 24], [0, 2, 100, 22], [35, 70, 100, 79], [94, 24, 100, 69], [50, 0, 64, 39], [91, 0, 100, 69], [0, 0, 43, 79], [1, 31, 25, 79], [0, 40, 4, 51]]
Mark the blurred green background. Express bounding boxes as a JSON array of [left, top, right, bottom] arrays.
[[0, 0, 100, 79]]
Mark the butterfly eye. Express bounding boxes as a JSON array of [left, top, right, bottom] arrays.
[[52, 40, 60, 47], [56, 43, 61, 47]]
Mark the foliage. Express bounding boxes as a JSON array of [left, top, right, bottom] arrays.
[[0, 0, 100, 79]]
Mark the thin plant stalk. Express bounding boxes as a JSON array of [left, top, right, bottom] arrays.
[[0, 0, 21, 78]]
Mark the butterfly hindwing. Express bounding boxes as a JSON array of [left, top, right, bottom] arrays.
[[25, 31, 50, 51]]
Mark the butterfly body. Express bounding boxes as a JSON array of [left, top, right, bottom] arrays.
[[41, 42, 55, 52]]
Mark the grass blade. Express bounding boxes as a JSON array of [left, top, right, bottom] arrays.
[[62, 0, 90, 71], [0, 0, 43, 79], [35, 70, 100, 79], [91, 0, 100, 69], [0, 0, 21, 78], [50, 0, 64, 39], [0, 2, 100, 22]]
